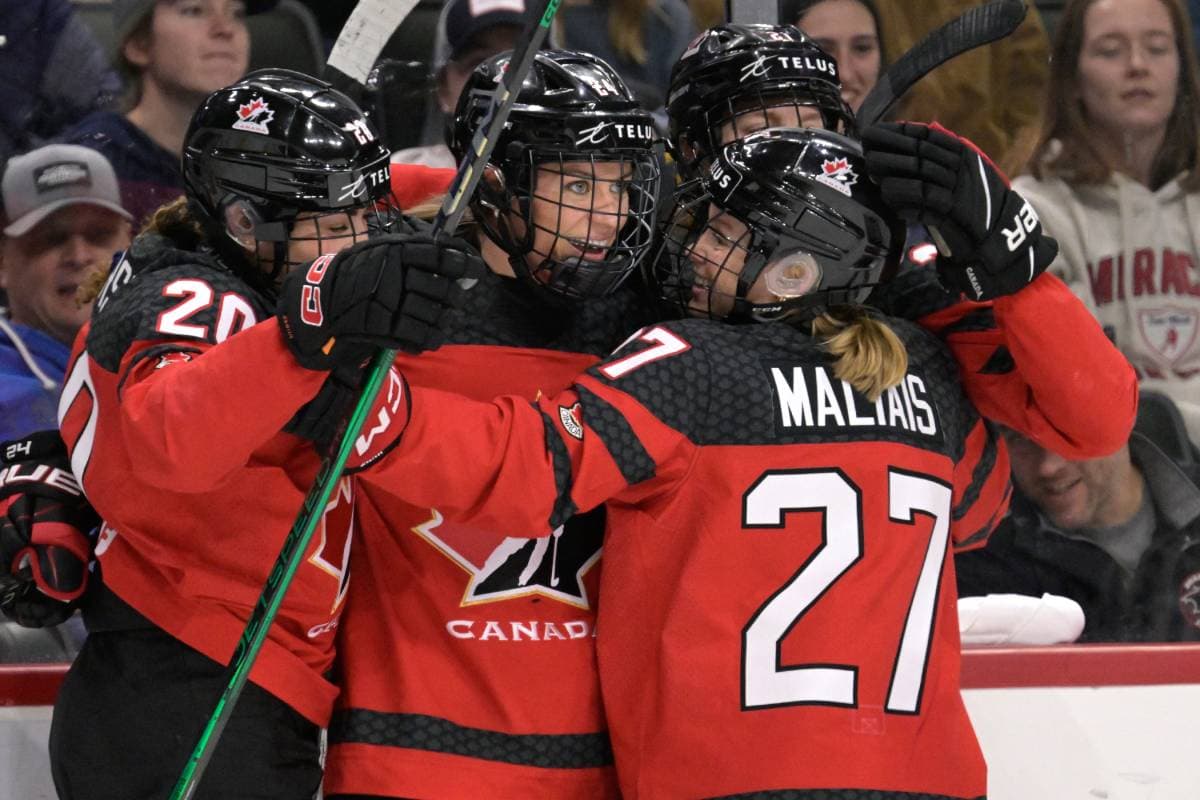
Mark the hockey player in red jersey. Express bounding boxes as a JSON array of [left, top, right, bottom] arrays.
[[667, 23, 1136, 459], [323, 50, 661, 800], [326, 33, 1134, 800], [47, 69, 478, 799], [335, 126, 1012, 798]]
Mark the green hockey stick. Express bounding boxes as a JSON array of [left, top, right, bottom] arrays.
[[168, 1, 562, 796]]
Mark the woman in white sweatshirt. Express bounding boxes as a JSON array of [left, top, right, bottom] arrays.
[[1013, 0, 1200, 441]]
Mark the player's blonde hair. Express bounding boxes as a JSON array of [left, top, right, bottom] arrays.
[[810, 307, 908, 402]]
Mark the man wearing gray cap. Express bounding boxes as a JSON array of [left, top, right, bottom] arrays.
[[0, 144, 131, 443], [59, 0, 277, 227]]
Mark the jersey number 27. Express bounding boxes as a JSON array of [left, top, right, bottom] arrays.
[[742, 468, 951, 715]]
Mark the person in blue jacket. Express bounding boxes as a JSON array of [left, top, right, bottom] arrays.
[[1, 144, 131, 442]]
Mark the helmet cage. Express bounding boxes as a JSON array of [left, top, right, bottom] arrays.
[[449, 50, 662, 300], [469, 110, 661, 301], [478, 145, 661, 301]]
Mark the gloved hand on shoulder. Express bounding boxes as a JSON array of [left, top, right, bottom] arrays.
[[862, 121, 1058, 301]]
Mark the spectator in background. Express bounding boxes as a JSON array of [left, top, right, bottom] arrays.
[[784, 0, 884, 114], [0, 0, 121, 166], [558, 0, 695, 114], [0, 145, 130, 664], [59, 0, 277, 229], [1013, 0, 1200, 444], [956, 409, 1200, 643], [0, 145, 131, 443], [392, 0, 542, 168], [785, 0, 1050, 173]]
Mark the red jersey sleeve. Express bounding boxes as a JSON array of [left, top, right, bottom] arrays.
[[920, 272, 1137, 458], [949, 417, 1012, 553], [110, 319, 326, 492], [369, 375, 693, 537]]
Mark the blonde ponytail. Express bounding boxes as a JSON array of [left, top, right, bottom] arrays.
[[810, 308, 908, 402]]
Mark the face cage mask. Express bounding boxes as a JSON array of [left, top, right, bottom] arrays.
[[682, 88, 855, 175], [486, 150, 661, 302], [226, 195, 400, 294], [655, 185, 883, 324]]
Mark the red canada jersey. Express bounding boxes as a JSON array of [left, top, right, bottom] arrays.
[[324, 274, 649, 799], [57, 238, 355, 725], [881, 269, 1137, 458], [369, 316, 1011, 799]]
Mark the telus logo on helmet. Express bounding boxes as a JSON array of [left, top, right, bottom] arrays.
[[337, 166, 390, 202], [300, 254, 336, 326], [739, 54, 838, 83], [573, 121, 654, 147]]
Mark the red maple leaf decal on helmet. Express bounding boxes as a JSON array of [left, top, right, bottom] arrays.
[[238, 98, 268, 121], [822, 158, 850, 175]]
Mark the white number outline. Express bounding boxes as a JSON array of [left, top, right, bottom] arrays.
[[156, 279, 213, 338], [741, 468, 951, 714], [599, 326, 691, 380], [155, 279, 258, 341]]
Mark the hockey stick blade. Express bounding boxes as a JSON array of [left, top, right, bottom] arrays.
[[856, 0, 1028, 128], [324, 0, 422, 101]]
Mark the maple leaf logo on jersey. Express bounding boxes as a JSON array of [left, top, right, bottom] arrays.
[[559, 402, 584, 440], [816, 158, 857, 197], [414, 508, 603, 609], [232, 96, 274, 134]]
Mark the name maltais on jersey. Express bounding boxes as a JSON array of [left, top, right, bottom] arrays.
[[770, 364, 940, 440]]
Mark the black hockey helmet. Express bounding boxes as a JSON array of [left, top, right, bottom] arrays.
[[667, 24, 855, 177], [182, 68, 393, 292], [448, 49, 660, 301], [652, 126, 903, 323]]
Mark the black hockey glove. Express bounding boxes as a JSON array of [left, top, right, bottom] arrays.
[[0, 431, 99, 628], [861, 121, 1058, 301], [277, 233, 483, 371]]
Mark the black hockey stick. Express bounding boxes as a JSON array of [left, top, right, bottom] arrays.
[[856, 0, 1028, 128], [169, 1, 562, 798]]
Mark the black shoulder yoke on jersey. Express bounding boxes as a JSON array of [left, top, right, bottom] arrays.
[[438, 267, 657, 357], [586, 316, 981, 463], [86, 231, 274, 375]]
